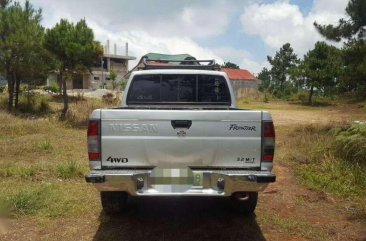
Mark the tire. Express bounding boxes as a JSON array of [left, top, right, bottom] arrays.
[[100, 191, 128, 214], [230, 192, 258, 215]]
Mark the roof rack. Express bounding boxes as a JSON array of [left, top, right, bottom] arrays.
[[141, 57, 217, 70]]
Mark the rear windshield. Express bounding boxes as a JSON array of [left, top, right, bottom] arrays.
[[127, 74, 231, 105]]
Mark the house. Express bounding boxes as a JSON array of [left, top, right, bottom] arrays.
[[47, 42, 136, 90], [220, 68, 261, 98]]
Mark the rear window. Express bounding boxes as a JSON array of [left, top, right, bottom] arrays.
[[127, 74, 231, 105]]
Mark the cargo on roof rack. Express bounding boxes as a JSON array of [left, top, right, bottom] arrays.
[[141, 57, 217, 70]]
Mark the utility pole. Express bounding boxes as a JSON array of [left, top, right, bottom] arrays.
[[101, 57, 104, 89]]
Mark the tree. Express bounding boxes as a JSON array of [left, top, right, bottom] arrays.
[[267, 43, 299, 95], [0, 0, 50, 111], [109, 70, 118, 90], [314, 0, 366, 99], [301, 42, 343, 104], [341, 40, 366, 97], [314, 0, 366, 41], [221, 62, 239, 69], [257, 67, 271, 90], [44, 19, 103, 119]]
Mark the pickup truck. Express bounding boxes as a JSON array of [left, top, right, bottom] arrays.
[[85, 59, 276, 215]]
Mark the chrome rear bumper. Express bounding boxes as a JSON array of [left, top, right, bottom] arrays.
[[85, 169, 276, 196]]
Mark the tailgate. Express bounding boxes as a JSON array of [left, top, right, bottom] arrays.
[[100, 109, 262, 169]]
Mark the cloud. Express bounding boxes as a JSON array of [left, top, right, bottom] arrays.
[[88, 21, 224, 68], [30, 0, 233, 39], [240, 0, 348, 57], [211, 47, 268, 73]]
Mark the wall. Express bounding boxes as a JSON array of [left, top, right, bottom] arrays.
[[231, 80, 260, 99]]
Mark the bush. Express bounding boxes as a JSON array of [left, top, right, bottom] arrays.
[[17, 94, 51, 114], [120, 80, 128, 90], [289, 92, 308, 104], [43, 81, 60, 94], [56, 160, 85, 179], [102, 92, 119, 105], [282, 123, 366, 200], [6, 187, 50, 216], [64, 98, 105, 127], [331, 123, 366, 164]]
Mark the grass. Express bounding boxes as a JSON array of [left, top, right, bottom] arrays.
[[0, 101, 95, 218], [276, 123, 366, 220], [258, 213, 329, 240], [56, 160, 86, 179], [0, 182, 100, 218]]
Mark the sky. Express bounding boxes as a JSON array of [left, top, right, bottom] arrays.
[[22, 0, 348, 74]]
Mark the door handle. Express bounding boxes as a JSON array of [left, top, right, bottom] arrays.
[[171, 120, 192, 129]]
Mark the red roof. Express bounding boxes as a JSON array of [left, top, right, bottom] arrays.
[[220, 68, 256, 81]]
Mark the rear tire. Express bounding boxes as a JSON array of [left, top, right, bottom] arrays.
[[230, 192, 258, 215], [100, 191, 128, 214]]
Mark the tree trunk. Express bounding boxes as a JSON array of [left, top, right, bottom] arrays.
[[308, 84, 314, 105], [14, 74, 20, 109], [60, 71, 68, 120], [7, 72, 15, 111]]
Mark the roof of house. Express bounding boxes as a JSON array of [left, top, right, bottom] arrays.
[[220, 68, 256, 81]]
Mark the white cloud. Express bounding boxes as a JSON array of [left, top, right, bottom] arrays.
[[30, 0, 233, 39], [88, 21, 224, 69], [240, 0, 348, 57], [211, 47, 268, 73]]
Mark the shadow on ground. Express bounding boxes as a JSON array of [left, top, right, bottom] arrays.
[[93, 197, 266, 241]]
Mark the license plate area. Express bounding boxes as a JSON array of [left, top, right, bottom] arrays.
[[149, 168, 203, 192]]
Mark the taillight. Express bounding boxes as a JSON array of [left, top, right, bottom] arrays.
[[262, 121, 275, 162], [88, 120, 100, 161]]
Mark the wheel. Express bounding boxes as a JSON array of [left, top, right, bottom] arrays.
[[100, 191, 128, 214], [230, 192, 258, 215]]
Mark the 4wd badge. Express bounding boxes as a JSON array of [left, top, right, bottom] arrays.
[[106, 156, 129, 163]]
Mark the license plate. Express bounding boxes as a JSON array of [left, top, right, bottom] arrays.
[[150, 168, 203, 187]]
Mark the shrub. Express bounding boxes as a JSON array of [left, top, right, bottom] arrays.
[[43, 81, 60, 94], [56, 160, 85, 179], [331, 123, 366, 164], [17, 94, 52, 115], [64, 98, 105, 127], [120, 80, 128, 90], [102, 92, 120, 105], [35, 140, 53, 153], [289, 92, 308, 104], [6, 187, 50, 216]]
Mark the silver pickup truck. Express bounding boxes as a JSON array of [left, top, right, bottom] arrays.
[[86, 60, 276, 215]]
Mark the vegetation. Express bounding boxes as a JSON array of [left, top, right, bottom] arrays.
[[258, 0, 366, 102], [276, 122, 366, 220], [314, 0, 366, 41], [297, 42, 343, 104], [221, 61, 239, 69], [109, 70, 118, 90], [0, 1, 53, 111], [44, 19, 103, 119]]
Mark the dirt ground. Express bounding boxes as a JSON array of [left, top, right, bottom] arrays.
[[1, 102, 365, 241]]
